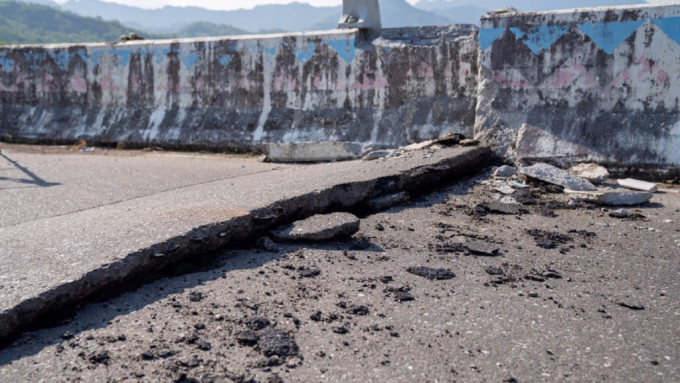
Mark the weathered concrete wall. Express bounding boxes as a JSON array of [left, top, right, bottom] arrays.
[[476, 4, 680, 171], [0, 26, 478, 151]]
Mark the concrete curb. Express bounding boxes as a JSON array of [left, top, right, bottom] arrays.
[[0, 146, 492, 342]]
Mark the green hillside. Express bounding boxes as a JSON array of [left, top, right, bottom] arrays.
[[0, 1, 148, 44]]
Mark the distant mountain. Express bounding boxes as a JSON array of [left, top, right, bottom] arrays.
[[0, 1, 150, 44], [15, 0, 58, 6], [171, 22, 286, 39], [60, 0, 340, 33]]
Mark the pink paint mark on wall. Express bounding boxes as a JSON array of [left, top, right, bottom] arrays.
[[37, 73, 55, 92], [68, 74, 87, 93], [541, 59, 597, 89], [349, 72, 388, 91], [99, 76, 120, 92], [9, 73, 30, 92], [273, 72, 297, 91], [610, 55, 670, 87]]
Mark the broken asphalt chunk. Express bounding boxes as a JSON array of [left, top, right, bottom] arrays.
[[466, 242, 501, 256], [257, 329, 299, 357], [270, 212, 360, 242], [483, 201, 520, 215], [406, 266, 455, 280], [520, 163, 597, 191]]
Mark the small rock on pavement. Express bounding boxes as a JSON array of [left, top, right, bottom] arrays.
[[256, 237, 280, 252], [520, 163, 597, 192], [609, 209, 628, 218], [270, 212, 360, 242], [493, 165, 517, 179], [617, 178, 658, 193], [406, 266, 455, 280], [566, 189, 653, 206], [568, 163, 610, 184]]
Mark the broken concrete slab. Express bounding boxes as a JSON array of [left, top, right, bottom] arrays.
[[262, 142, 363, 163], [569, 163, 610, 184], [520, 163, 597, 192], [566, 189, 654, 206], [270, 213, 360, 242], [0, 145, 493, 341], [617, 178, 658, 193]]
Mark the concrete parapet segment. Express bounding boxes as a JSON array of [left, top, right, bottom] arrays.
[[0, 26, 478, 151], [476, 4, 680, 173]]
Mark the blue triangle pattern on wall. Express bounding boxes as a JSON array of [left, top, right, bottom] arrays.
[[577, 20, 645, 54], [653, 17, 680, 46], [509, 25, 570, 55], [328, 38, 356, 63], [479, 28, 506, 51]]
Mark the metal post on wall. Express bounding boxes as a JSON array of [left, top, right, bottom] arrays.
[[338, 0, 382, 30]]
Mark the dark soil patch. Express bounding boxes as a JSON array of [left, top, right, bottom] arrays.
[[526, 229, 572, 249]]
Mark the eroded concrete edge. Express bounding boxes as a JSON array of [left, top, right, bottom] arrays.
[[0, 146, 492, 343]]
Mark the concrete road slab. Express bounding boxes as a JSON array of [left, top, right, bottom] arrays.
[[0, 143, 491, 340]]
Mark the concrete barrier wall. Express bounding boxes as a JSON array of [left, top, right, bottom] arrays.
[[0, 26, 478, 151], [476, 4, 680, 171]]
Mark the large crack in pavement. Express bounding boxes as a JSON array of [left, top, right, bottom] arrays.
[[0, 146, 492, 344]]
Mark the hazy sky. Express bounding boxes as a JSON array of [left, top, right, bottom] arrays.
[[52, 0, 668, 11]]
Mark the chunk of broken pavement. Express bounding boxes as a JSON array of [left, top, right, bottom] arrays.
[[566, 189, 653, 206], [493, 165, 517, 179], [364, 192, 410, 212], [617, 178, 658, 193], [568, 163, 610, 184], [363, 149, 400, 161], [270, 212, 360, 242], [520, 163, 597, 192]]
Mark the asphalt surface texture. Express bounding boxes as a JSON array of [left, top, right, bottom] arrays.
[[0, 162, 678, 383]]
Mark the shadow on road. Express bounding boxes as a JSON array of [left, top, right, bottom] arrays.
[[0, 151, 61, 188]]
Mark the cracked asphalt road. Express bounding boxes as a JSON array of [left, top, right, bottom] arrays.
[[1, 170, 678, 383]]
